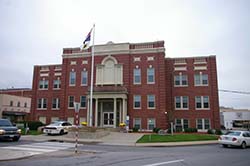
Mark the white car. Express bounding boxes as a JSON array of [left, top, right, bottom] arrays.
[[218, 130, 250, 149], [43, 121, 73, 135]]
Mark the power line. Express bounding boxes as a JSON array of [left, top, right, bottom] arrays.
[[219, 89, 250, 95]]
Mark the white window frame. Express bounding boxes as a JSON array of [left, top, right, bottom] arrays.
[[68, 96, 74, 108], [133, 95, 141, 109], [175, 119, 189, 131], [81, 70, 88, 86], [147, 118, 156, 130], [134, 118, 141, 129], [174, 73, 188, 87], [147, 67, 155, 84], [53, 78, 61, 89], [52, 98, 60, 110], [69, 71, 76, 86], [194, 72, 208, 86], [37, 98, 47, 110], [195, 96, 210, 110], [147, 95, 155, 109], [175, 96, 189, 110], [133, 68, 141, 84], [39, 79, 49, 90], [80, 96, 86, 108], [196, 118, 210, 130]]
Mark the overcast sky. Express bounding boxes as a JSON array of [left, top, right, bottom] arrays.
[[0, 0, 249, 109]]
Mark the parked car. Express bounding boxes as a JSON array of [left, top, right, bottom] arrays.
[[0, 119, 21, 141], [218, 130, 250, 149], [43, 121, 73, 135]]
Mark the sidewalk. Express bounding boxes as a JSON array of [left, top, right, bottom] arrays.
[[0, 132, 218, 161]]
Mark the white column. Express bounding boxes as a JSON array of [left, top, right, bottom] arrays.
[[87, 98, 90, 126], [100, 102, 103, 127], [95, 98, 98, 127], [119, 100, 122, 125], [113, 98, 117, 128], [122, 98, 127, 123]]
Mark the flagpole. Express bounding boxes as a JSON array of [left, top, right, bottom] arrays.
[[89, 24, 95, 127]]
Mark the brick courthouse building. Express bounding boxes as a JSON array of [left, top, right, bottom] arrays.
[[30, 41, 220, 131]]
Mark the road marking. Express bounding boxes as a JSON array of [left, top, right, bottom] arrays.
[[142, 159, 184, 166], [0, 142, 75, 155]]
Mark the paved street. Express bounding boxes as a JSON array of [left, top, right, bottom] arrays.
[[0, 141, 250, 166]]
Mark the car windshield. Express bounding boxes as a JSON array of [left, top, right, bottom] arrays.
[[225, 131, 241, 136], [50, 121, 63, 126], [0, 119, 12, 127]]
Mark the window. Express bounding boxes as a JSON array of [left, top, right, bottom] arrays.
[[175, 119, 189, 131], [69, 71, 76, 86], [133, 95, 141, 109], [81, 71, 88, 85], [53, 79, 61, 89], [195, 96, 209, 109], [68, 96, 74, 108], [24, 102, 27, 107], [174, 74, 188, 86], [148, 118, 156, 130], [52, 98, 60, 109], [196, 118, 210, 130], [194, 73, 208, 86], [39, 80, 49, 89], [37, 98, 47, 109], [10, 101, 13, 106], [80, 96, 86, 108], [17, 102, 20, 107], [134, 118, 141, 129], [133, 68, 141, 84], [147, 67, 155, 84], [147, 95, 155, 109], [175, 96, 188, 109]]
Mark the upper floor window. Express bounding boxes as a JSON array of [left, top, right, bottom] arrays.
[[133, 95, 141, 109], [39, 79, 48, 89], [175, 96, 189, 109], [195, 96, 209, 109], [68, 96, 74, 108], [52, 98, 60, 109], [17, 102, 20, 107], [80, 96, 86, 108], [147, 95, 155, 109], [10, 101, 13, 106], [194, 73, 208, 86], [81, 71, 88, 86], [174, 74, 188, 86], [147, 67, 155, 84], [133, 68, 141, 84], [53, 79, 61, 89], [37, 98, 47, 109], [69, 71, 76, 86], [24, 102, 27, 108]]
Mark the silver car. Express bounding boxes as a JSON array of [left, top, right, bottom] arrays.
[[218, 130, 250, 149]]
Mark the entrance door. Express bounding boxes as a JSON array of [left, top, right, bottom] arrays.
[[103, 112, 114, 127]]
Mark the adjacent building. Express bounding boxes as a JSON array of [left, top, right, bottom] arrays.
[[220, 107, 250, 130], [30, 41, 220, 131], [0, 94, 31, 122]]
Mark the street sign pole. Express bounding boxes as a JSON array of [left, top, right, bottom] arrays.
[[74, 102, 80, 154]]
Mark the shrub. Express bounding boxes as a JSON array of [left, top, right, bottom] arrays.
[[215, 129, 222, 135], [207, 129, 214, 134], [132, 127, 139, 132], [153, 127, 161, 133], [27, 121, 44, 130], [184, 128, 198, 133]]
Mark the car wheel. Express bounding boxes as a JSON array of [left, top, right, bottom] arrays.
[[60, 130, 64, 135], [241, 142, 247, 149], [222, 144, 228, 148]]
